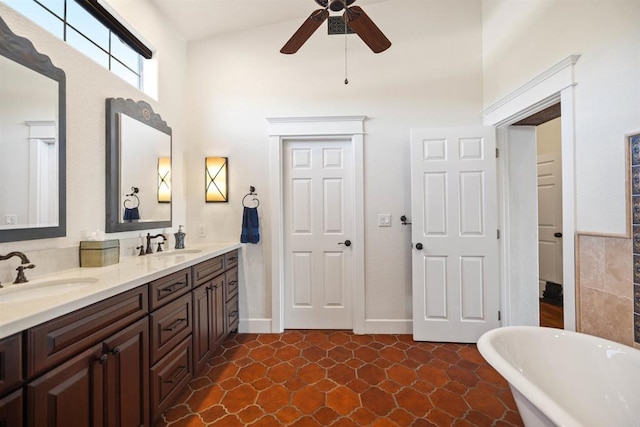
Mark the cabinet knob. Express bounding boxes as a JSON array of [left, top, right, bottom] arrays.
[[98, 353, 108, 364], [111, 347, 121, 355], [415, 243, 424, 250]]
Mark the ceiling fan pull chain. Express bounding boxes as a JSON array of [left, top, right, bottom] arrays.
[[344, 15, 349, 85]]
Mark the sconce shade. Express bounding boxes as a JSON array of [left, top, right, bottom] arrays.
[[157, 157, 171, 203], [206, 157, 228, 202]]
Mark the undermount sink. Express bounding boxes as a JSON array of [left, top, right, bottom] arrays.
[[0, 277, 98, 303], [154, 249, 201, 257]]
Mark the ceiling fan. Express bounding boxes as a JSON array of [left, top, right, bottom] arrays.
[[280, 0, 391, 54]]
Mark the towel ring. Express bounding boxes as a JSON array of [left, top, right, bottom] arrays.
[[242, 186, 259, 208], [124, 186, 140, 209]]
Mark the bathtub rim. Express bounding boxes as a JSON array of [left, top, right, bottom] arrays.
[[476, 325, 638, 427]]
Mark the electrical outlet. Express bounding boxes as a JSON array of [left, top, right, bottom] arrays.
[[378, 214, 391, 227], [4, 214, 17, 225], [198, 225, 206, 237]]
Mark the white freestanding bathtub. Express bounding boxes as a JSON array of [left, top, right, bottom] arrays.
[[478, 326, 640, 427]]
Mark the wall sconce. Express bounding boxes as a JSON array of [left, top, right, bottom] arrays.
[[205, 157, 228, 202], [157, 157, 171, 203]]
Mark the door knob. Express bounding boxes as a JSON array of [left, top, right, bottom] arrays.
[[415, 243, 424, 250], [554, 232, 563, 238], [338, 240, 352, 247]]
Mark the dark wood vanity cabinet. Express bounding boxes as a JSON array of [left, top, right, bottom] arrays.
[[0, 334, 23, 427], [1, 248, 240, 427], [25, 290, 150, 427], [192, 273, 226, 374], [0, 333, 22, 395], [0, 389, 23, 426], [148, 275, 194, 423], [192, 250, 239, 375], [192, 256, 226, 374]]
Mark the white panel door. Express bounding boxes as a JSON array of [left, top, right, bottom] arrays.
[[410, 127, 499, 343], [283, 139, 353, 329], [538, 152, 563, 289]]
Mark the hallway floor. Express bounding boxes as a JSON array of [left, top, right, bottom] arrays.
[[159, 331, 523, 426]]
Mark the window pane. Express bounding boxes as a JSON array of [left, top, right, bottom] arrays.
[[111, 33, 139, 72], [111, 59, 140, 88], [37, 0, 64, 18], [67, 26, 108, 67], [66, 0, 109, 50], [3, 0, 64, 38]]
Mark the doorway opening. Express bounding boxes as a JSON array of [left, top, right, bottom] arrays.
[[512, 103, 564, 329], [267, 116, 367, 334]]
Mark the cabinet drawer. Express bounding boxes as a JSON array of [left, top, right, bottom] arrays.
[[193, 256, 224, 287], [225, 250, 239, 269], [225, 266, 238, 302], [226, 295, 239, 332], [150, 336, 193, 422], [150, 293, 192, 364], [27, 286, 148, 378], [149, 268, 191, 310], [0, 333, 22, 395]]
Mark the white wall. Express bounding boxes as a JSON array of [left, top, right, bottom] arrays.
[[483, 1, 640, 235], [185, 0, 484, 327], [0, 2, 187, 283]]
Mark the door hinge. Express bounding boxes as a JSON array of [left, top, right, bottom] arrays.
[[498, 310, 501, 321], [496, 148, 499, 158], [497, 229, 500, 239]]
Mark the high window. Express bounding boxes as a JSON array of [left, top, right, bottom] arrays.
[[3, 0, 151, 89]]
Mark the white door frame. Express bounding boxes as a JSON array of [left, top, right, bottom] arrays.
[[483, 55, 580, 331], [267, 116, 366, 334]]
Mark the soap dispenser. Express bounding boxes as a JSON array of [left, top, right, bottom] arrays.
[[174, 225, 186, 249]]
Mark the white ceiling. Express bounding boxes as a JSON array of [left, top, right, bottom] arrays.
[[148, 0, 388, 42]]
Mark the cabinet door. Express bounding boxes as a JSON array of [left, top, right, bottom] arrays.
[[104, 318, 149, 427], [0, 334, 22, 396], [0, 389, 23, 427], [26, 344, 105, 427], [192, 284, 212, 374], [212, 275, 226, 348]]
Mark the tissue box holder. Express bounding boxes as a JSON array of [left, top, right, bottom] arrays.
[[80, 240, 120, 267]]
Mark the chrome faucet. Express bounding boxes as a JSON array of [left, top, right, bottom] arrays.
[[145, 233, 167, 254], [0, 251, 36, 286]]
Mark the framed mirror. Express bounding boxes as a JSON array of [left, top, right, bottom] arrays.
[[0, 16, 66, 243], [106, 98, 172, 233]]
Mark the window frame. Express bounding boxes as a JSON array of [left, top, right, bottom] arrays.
[[5, 0, 151, 89]]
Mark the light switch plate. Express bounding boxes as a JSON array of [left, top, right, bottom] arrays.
[[378, 214, 391, 227]]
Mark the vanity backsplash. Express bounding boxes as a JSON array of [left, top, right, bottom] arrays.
[[0, 235, 177, 285]]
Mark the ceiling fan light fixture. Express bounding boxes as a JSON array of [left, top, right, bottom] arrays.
[[329, 0, 346, 12]]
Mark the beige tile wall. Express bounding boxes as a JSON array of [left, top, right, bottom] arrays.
[[577, 234, 637, 347]]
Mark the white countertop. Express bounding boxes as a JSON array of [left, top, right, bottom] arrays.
[[0, 242, 241, 339]]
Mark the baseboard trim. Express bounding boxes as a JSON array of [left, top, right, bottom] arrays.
[[238, 318, 413, 334], [238, 318, 272, 334], [363, 319, 412, 334]]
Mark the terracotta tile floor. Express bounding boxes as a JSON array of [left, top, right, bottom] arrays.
[[159, 331, 523, 426]]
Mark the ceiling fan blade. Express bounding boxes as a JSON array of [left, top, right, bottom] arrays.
[[280, 9, 329, 54], [344, 6, 391, 53]]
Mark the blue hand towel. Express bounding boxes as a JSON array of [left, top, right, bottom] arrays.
[[123, 207, 140, 221], [241, 207, 260, 244]]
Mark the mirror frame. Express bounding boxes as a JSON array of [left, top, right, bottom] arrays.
[[0, 16, 66, 243], [105, 97, 172, 233]]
